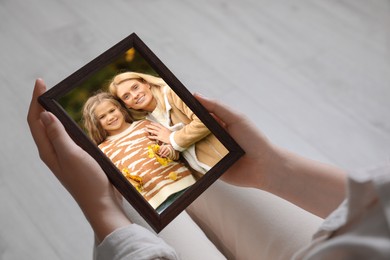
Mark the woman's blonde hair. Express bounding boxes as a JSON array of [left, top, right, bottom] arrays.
[[82, 91, 133, 145], [108, 72, 168, 120]]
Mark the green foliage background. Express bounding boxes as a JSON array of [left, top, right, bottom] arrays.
[[58, 48, 157, 129]]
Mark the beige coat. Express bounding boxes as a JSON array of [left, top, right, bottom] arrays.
[[99, 120, 196, 209], [162, 88, 228, 168]]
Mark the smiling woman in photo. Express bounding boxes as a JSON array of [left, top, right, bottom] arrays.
[[82, 91, 197, 212], [109, 72, 228, 174]]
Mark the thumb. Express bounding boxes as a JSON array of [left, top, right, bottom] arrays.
[[40, 111, 79, 155], [194, 94, 243, 126]]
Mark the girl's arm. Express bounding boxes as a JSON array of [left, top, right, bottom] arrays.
[[195, 94, 347, 218]]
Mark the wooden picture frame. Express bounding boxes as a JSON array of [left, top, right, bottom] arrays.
[[38, 33, 244, 232]]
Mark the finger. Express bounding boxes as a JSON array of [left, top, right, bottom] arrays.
[[148, 135, 158, 141], [160, 152, 169, 158], [146, 124, 160, 132], [210, 114, 227, 128], [146, 127, 157, 134], [149, 122, 163, 127], [27, 79, 46, 118], [27, 79, 47, 134], [146, 129, 158, 136], [158, 149, 169, 158], [194, 94, 244, 126], [40, 111, 82, 159], [27, 79, 57, 160]]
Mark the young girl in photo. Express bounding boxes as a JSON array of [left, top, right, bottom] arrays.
[[108, 72, 228, 174], [82, 92, 197, 212]]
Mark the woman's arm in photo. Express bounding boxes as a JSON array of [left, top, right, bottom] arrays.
[[148, 89, 211, 151]]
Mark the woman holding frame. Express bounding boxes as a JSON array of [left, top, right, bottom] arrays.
[[33, 79, 386, 260], [107, 72, 325, 258]]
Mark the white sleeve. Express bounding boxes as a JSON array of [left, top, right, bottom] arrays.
[[95, 224, 179, 260], [169, 131, 185, 152], [293, 162, 390, 260]]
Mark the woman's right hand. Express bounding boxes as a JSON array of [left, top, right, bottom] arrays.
[[194, 94, 277, 190], [195, 94, 346, 218]]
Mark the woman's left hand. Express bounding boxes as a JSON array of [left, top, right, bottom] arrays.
[[28, 79, 132, 242], [146, 122, 172, 144]]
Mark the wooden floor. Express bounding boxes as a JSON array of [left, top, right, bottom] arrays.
[[1, 0, 389, 259]]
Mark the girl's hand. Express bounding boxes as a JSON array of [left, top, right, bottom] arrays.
[[158, 144, 171, 158], [158, 144, 179, 160], [27, 79, 131, 242], [146, 122, 172, 144]]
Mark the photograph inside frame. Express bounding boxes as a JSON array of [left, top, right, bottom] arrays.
[[39, 33, 245, 232], [58, 47, 229, 214]]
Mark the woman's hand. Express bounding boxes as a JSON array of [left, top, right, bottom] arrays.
[[146, 122, 172, 144], [194, 94, 346, 218], [194, 94, 276, 190], [27, 79, 132, 242]]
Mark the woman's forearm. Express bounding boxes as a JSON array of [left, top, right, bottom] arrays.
[[261, 146, 347, 218], [193, 94, 347, 219]]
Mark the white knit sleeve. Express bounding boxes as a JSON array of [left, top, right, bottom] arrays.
[[95, 224, 179, 260]]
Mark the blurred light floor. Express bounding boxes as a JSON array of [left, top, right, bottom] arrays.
[[0, 0, 389, 259]]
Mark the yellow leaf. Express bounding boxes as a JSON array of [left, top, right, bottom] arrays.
[[168, 171, 178, 181], [148, 144, 172, 166], [125, 48, 135, 62]]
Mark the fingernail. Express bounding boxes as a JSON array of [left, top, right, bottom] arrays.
[[35, 78, 44, 86], [195, 93, 211, 101], [40, 111, 53, 126], [194, 92, 208, 99]]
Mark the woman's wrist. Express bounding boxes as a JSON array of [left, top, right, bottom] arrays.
[[254, 144, 287, 192], [78, 193, 132, 242], [262, 146, 347, 218]]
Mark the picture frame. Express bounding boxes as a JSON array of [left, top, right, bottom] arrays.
[[38, 33, 244, 232]]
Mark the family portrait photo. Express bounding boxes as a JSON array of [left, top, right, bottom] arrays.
[[38, 34, 244, 231]]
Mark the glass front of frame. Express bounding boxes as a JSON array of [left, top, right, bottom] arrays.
[[39, 33, 244, 232]]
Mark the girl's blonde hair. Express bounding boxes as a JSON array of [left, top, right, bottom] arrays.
[[108, 72, 169, 120], [82, 91, 133, 145]]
